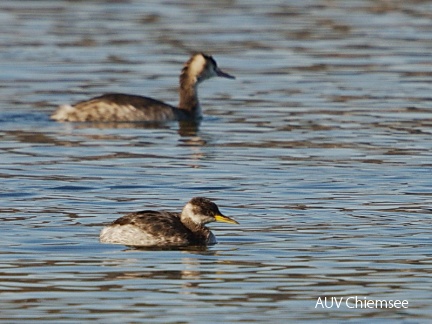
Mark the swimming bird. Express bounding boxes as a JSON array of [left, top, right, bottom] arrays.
[[99, 197, 239, 247], [51, 53, 235, 122]]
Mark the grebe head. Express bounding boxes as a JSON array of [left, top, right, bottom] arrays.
[[181, 197, 239, 225], [181, 53, 235, 86]]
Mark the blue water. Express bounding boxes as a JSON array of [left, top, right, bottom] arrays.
[[1, 0, 432, 322]]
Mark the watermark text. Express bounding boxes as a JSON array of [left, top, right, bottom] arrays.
[[315, 296, 408, 309]]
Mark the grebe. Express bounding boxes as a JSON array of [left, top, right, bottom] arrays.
[[51, 53, 235, 122], [99, 197, 239, 247]]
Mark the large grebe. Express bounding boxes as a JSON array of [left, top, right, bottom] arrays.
[[51, 53, 235, 122], [99, 197, 239, 247]]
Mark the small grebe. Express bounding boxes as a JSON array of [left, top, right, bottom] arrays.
[[51, 53, 235, 122], [99, 197, 239, 247]]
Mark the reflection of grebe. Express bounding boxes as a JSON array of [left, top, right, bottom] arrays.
[[100, 197, 239, 247], [51, 53, 235, 122]]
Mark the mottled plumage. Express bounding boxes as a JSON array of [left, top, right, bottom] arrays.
[[99, 197, 238, 247], [51, 53, 235, 122]]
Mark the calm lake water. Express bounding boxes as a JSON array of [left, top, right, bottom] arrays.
[[1, 0, 432, 322]]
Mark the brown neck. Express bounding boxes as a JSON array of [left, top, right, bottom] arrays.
[[181, 218, 210, 243], [178, 81, 200, 113]]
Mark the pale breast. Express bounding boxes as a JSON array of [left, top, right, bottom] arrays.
[[99, 223, 191, 246]]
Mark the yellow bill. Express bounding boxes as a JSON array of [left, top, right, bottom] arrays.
[[215, 214, 239, 224]]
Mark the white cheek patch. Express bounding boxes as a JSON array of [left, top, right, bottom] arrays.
[[182, 203, 202, 224], [188, 54, 206, 79]]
